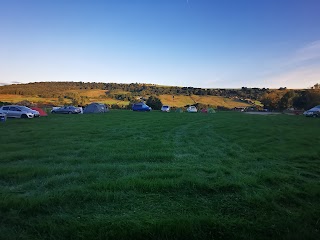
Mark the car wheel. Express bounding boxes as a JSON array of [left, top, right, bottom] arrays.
[[68, 111, 72, 114], [21, 114, 28, 119]]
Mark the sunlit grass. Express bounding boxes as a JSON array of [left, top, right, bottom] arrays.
[[0, 111, 319, 239], [0, 94, 57, 104], [159, 94, 251, 108], [68, 89, 107, 97]]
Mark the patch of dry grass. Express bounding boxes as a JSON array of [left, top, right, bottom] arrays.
[[68, 89, 107, 98], [0, 94, 57, 104], [159, 94, 251, 108], [159, 95, 195, 107]]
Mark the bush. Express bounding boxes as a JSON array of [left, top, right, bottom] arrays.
[[111, 104, 121, 109], [146, 96, 162, 110]]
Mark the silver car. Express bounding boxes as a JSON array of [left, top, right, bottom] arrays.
[[0, 105, 37, 118], [161, 105, 170, 112], [303, 110, 319, 117], [51, 106, 81, 114], [187, 106, 198, 113]]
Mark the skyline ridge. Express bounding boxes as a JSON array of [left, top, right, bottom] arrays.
[[1, 80, 318, 90]]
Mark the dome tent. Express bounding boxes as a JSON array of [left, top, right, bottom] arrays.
[[207, 108, 216, 114], [84, 103, 109, 114], [31, 107, 48, 116]]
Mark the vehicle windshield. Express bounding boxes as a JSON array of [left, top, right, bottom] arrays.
[[20, 107, 32, 111]]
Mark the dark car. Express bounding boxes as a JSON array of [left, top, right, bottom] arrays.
[[51, 106, 81, 114], [132, 103, 152, 112]]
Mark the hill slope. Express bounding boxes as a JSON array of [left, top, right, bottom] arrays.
[[0, 82, 256, 108]]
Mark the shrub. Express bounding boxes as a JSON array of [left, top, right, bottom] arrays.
[[146, 96, 162, 110]]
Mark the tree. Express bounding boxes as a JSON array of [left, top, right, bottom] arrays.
[[146, 96, 162, 110], [293, 92, 308, 109], [293, 90, 320, 109], [279, 90, 297, 110], [261, 92, 281, 110], [304, 90, 320, 109]]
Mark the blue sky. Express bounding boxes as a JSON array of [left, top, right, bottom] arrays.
[[0, 0, 320, 88]]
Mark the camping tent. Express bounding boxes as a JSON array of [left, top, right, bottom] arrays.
[[207, 108, 216, 114], [175, 108, 183, 113], [31, 107, 48, 116], [77, 107, 83, 114], [84, 103, 109, 114]]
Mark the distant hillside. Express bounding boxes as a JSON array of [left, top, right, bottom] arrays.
[[0, 82, 319, 110], [0, 81, 269, 98], [0, 82, 262, 108]]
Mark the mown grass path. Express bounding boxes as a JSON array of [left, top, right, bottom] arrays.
[[0, 111, 319, 239]]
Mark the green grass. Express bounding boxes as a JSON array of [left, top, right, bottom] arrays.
[[0, 111, 319, 240]]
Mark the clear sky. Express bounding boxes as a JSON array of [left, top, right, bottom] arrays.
[[1, 0, 320, 88]]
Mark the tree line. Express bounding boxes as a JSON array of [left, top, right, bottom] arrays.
[[0, 81, 269, 99], [260, 88, 320, 110]]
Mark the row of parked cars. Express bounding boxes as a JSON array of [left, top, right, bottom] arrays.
[[0, 103, 200, 118], [0, 105, 86, 119], [0, 105, 85, 119], [2, 103, 320, 118], [131, 103, 198, 112]]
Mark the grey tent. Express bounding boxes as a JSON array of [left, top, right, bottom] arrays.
[[84, 103, 109, 114], [207, 108, 216, 114]]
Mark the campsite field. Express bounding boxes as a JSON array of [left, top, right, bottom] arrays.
[[0, 111, 319, 239]]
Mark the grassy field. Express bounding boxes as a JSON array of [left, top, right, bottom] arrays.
[[0, 111, 319, 239]]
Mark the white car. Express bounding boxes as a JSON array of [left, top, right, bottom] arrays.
[[187, 106, 197, 113], [0, 105, 37, 118], [303, 105, 320, 117], [28, 108, 40, 117], [161, 105, 170, 112], [303, 110, 319, 117]]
